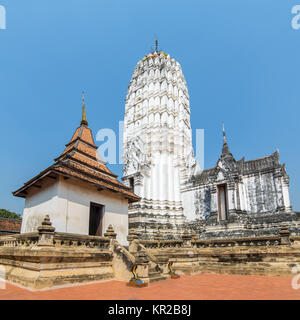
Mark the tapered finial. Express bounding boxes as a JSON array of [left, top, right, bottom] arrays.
[[222, 122, 231, 155], [155, 38, 158, 52], [222, 122, 227, 143], [81, 91, 88, 126]]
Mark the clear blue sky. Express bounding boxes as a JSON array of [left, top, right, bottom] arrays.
[[0, 0, 299, 214]]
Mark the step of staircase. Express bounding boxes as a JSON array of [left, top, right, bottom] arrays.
[[148, 268, 168, 283], [149, 274, 168, 283]]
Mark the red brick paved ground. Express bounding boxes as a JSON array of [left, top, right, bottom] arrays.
[[0, 274, 299, 300]]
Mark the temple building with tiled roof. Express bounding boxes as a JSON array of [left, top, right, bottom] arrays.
[[13, 94, 139, 245]]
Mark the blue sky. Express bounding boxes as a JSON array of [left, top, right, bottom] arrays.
[[0, 0, 299, 214]]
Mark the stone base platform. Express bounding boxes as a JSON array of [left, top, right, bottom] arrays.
[[1, 216, 300, 291], [0, 247, 114, 290]]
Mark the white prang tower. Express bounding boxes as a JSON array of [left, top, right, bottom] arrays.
[[122, 43, 197, 238]]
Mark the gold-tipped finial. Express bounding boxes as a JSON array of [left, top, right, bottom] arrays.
[[81, 91, 88, 126]]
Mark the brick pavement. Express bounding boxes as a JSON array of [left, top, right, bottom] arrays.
[[0, 274, 299, 300]]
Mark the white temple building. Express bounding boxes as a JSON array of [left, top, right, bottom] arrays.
[[122, 44, 198, 237], [10, 45, 298, 243], [122, 44, 297, 239], [13, 96, 139, 245]]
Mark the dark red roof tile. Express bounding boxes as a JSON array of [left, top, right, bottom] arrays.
[[13, 123, 139, 203]]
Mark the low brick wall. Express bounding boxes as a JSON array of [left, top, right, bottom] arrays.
[[0, 218, 21, 235]]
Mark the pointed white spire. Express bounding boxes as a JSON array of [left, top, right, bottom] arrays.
[[222, 122, 227, 143], [123, 49, 194, 236]]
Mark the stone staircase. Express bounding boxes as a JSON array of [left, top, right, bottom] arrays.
[[111, 237, 170, 284], [148, 264, 168, 283]]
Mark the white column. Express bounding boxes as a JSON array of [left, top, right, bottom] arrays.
[[153, 155, 159, 201], [227, 182, 236, 213], [242, 179, 249, 212], [168, 154, 174, 202], [150, 160, 156, 200], [144, 175, 149, 200], [210, 186, 217, 214], [239, 183, 245, 211], [282, 177, 292, 211], [159, 152, 167, 201], [174, 166, 181, 202]]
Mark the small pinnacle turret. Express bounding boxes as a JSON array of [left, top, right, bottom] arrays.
[[222, 123, 230, 155]]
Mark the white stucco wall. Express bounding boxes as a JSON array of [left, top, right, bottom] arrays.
[[21, 176, 129, 245], [21, 178, 60, 234], [182, 188, 197, 221]]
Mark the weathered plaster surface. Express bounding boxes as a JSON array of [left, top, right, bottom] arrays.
[[122, 51, 199, 236], [21, 177, 129, 245]]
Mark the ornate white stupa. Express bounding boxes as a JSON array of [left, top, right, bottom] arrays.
[[122, 42, 197, 237]]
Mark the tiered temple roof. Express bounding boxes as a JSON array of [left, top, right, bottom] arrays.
[[191, 125, 285, 186], [13, 96, 139, 203]]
